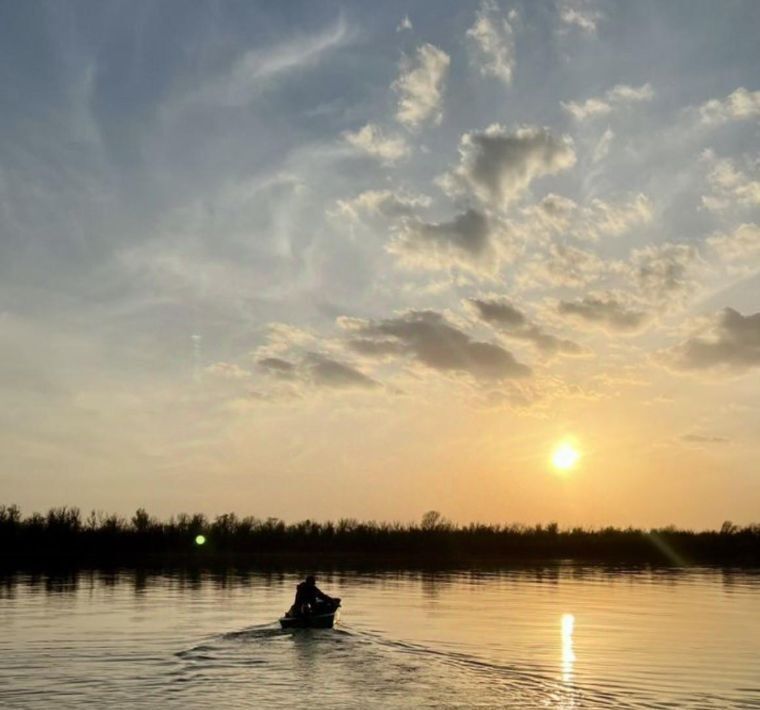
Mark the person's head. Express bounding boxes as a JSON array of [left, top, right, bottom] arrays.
[[305, 575, 316, 587]]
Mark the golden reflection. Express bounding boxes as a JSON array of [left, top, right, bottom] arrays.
[[561, 612, 575, 683]]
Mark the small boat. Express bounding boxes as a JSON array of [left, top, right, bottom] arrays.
[[279, 598, 341, 629]]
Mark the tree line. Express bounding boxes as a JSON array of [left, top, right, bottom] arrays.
[[1, 505, 758, 568]]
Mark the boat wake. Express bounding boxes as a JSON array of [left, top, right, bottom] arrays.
[[171, 622, 657, 709]]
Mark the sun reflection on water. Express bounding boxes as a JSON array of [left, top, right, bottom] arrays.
[[561, 612, 576, 684]]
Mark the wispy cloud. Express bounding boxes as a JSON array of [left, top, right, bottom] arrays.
[[466, 1, 517, 85], [520, 192, 653, 242], [343, 123, 410, 163], [558, 0, 602, 34], [701, 152, 760, 211], [393, 43, 450, 128], [706, 223, 760, 271], [166, 15, 352, 112], [563, 83, 654, 120], [333, 189, 431, 222]]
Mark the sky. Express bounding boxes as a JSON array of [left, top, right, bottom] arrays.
[[1, 0, 759, 528]]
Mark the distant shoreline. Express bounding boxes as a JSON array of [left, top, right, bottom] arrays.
[[2, 505, 759, 570]]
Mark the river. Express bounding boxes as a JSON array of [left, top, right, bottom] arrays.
[[1, 566, 759, 708]]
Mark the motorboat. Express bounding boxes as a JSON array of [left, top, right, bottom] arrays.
[[279, 598, 341, 629]]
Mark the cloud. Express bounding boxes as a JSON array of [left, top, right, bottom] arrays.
[[168, 15, 351, 111], [345, 338, 404, 358], [466, 1, 517, 85], [699, 87, 760, 125], [593, 127, 614, 163], [521, 192, 652, 241], [255, 324, 319, 359], [439, 124, 576, 207], [518, 242, 608, 289], [665, 308, 760, 372], [257, 357, 298, 380], [558, 0, 602, 33], [397, 15, 413, 32], [393, 43, 450, 128], [345, 310, 531, 381], [388, 208, 511, 273], [558, 295, 648, 332], [468, 297, 583, 355], [629, 242, 701, 303], [706, 223, 760, 267], [302, 353, 379, 389], [467, 298, 526, 328], [582, 194, 653, 239], [258, 353, 377, 389], [333, 189, 431, 222], [562, 83, 654, 120], [701, 154, 760, 211], [204, 362, 251, 380], [343, 123, 409, 163]]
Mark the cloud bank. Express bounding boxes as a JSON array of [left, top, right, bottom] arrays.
[[666, 308, 760, 372], [469, 297, 583, 355], [558, 295, 648, 333], [344, 310, 531, 381]]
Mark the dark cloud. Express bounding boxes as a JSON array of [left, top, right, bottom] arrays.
[[389, 209, 496, 271], [668, 308, 760, 372], [468, 298, 526, 328], [469, 298, 583, 355], [558, 296, 647, 333], [511, 328, 584, 355], [257, 357, 298, 380], [353, 310, 531, 380], [258, 354, 377, 388], [630, 243, 700, 302], [258, 357, 296, 372], [440, 124, 576, 206], [346, 339, 405, 357], [303, 353, 379, 389]]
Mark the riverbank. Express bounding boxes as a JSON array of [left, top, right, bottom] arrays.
[[2, 505, 759, 569]]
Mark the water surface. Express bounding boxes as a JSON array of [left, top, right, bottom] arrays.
[[1, 567, 759, 708]]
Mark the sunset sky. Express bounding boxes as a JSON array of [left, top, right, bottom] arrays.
[[2, 0, 759, 527]]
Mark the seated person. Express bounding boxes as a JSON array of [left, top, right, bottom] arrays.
[[290, 575, 338, 616]]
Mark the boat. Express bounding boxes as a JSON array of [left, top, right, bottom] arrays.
[[279, 598, 341, 629]]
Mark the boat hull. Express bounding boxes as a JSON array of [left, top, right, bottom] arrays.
[[279, 611, 336, 629]]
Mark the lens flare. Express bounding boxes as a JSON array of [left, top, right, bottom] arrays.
[[194, 534, 206, 546]]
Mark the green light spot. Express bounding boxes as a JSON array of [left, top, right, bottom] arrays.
[[195, 534, 206, 546]]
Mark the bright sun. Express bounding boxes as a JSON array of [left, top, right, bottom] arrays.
[[552, 443, 581, 471]]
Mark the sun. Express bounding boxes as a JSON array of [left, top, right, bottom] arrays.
[[552, 442, 581, 471]]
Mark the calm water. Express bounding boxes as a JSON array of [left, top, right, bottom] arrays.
[[1, 567, 759, 708]]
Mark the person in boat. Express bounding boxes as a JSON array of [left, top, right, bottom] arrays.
[[290, 575, 337, 616]]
